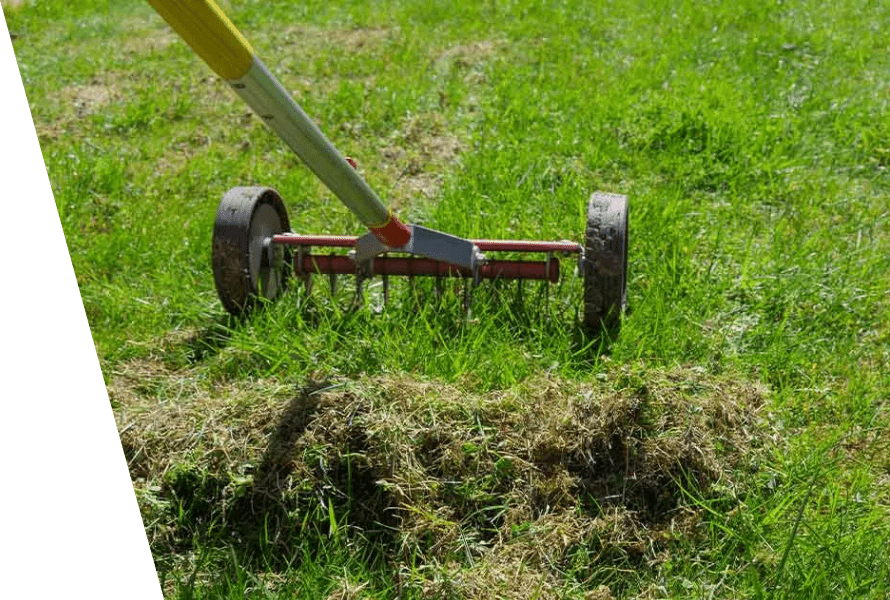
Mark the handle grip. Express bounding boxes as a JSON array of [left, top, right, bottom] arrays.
[[146, 0, 254, 80]]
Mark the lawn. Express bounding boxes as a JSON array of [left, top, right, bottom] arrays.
[[6, 0, 890, 597]]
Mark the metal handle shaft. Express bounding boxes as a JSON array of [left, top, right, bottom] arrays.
[[146, 0, 411, 247]]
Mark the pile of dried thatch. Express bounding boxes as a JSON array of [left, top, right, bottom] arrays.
[[112, 361, 768, 599]]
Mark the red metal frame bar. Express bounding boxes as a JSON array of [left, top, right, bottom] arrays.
[[274, 234, 357, 247], [471, 239, 580, 253], [273, 233, 581, 254], [296, 255, 560, 283]]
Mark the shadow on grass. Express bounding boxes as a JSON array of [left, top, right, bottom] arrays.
[[176, 301, 288, 365], [152, 351, 764, 592], [177, 316, 237, 364], [159, 379, 396, 571]]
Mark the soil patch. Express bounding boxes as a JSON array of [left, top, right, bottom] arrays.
[[59, 79, 118, 118]]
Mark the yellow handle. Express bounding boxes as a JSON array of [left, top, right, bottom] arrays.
[[146, 0, 255, 80]]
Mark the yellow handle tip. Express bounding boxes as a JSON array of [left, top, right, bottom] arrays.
[[147, 0, 254, 80]]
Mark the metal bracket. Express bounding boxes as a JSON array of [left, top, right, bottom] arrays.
[[351, 224, 485, 271], [576, 246, 586, 276], [352, 232, 387, 264], [262, 237, 275, 268]]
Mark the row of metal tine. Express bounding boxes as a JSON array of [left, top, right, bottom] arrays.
[[293, 246, 552, 313]]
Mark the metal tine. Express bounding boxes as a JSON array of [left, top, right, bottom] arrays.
[[354, 273, 365, 307], [303, 248, 313, 296], [544, 252, 553, 313], [354, 260, 367, 308], [462, 276, 470, 314], [463, 268, 482, 319], [295, 245, 305, 294], [382, 273, 390, 306], [488, 277, 501, 307], [328, 253, 337, 296], [408, 257, 418, 311], [534, 278, 549, 318], [355, 258, 374, 309]]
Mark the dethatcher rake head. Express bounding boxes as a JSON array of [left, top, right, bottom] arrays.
[[212, 186, 628, 332], [147, 0, 629, 333]]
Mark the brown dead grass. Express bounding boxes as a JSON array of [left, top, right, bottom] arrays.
[[58, 77, 120, 118], [32, 18, 494, 213], [267, 29, 502, 212], [117, 16, 179, 55], [112, 359, 770, 595], [432, 40, 502, 81], [111, 359, 287, 483], [324, 577, 371, 600], [378, 113, 465, 211], [275, 24, 394, 56], [271, 25, 396, 98]]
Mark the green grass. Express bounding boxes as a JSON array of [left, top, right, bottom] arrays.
[[7, 0, 890, 597]]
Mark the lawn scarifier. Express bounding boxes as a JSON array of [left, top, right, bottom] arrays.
[[147, 0, 629, 331]]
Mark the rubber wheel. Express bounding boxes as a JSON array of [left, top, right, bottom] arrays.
[[583, 191, 628, 333], [212, 186, 291, 316]]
